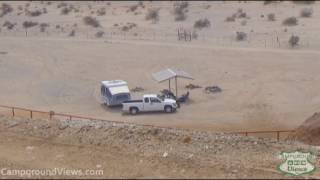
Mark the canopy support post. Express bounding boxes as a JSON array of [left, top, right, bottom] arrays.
[[169, 79, 171, 91], [175, 76, 178, 98]]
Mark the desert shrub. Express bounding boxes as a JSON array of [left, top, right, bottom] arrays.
[[128, 4, 138, 12], [55, 24, 61, 29], [289, 35, 299, 47], [57, 2, 68, 8], [193, 18, 211, 30], [42, 8, 47, 14], [145, 8, 159, 23], [236, 8, 247, 18], [68, 29, 75, 37], [236, 31, 247, 41], [263, 1, 278, 5], [83, 16, 100, 27], [61, 7, 72, 15], [96, 8, 106, 16], [23, 21, 38, 29], [0, 3, 13, 17], [27, 10, 42, 17], [267, 13, 276, 21], [18, 5, 23, 11], [3, 21, 15, 30], [173, 1, 188, 21], [225, 15, 236, 22], [138, 1, 144, 8], [39, 23, 49, 32], [95, 31, 104, 38], [282, 17, 298, 26], [121, 23, 137, 31], [292, 1, 315, 4], [241, 20, 247, 26], [300, 8, 313, 17]]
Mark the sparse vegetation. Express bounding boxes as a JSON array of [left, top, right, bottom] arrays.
[[23, 21, 38, 29], [57, 2, 68, 8], [292, 0, 315, 4], [289, 35, 299, 47], [267, 13, 276, 21], [225, 15, 236, 22], [300, 8, 313, 18], [27, 10, 42, 17], [96, 8, 106, 16], [3, 21, 15, 30], [68, 29, 75, 37], [236, 8, 247, 18], [128, 4, 138, 12], [95, 31, 104, 38], [39, 23, 49, 32], [61, 7, 72, 15], [193, 18, 211, 30], [263, 1, 278, 5], [282, 17, 298, 26], [0, 3, 13, 17], [121, 23, 137, 31], [145, 8, 159, 23], [236, 31, 247, 41], [83, 16, 100, 28], [173, 1, 188, 21], [241, 20, 247, 26]]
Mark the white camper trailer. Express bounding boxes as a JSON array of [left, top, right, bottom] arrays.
[[100, 80, 131, 106]]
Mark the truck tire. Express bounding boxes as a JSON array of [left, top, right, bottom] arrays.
[[130, 107, 139, 115], [164, 106, 173, 113]]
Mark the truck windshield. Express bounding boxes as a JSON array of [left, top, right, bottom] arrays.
[[157, 95, 164, 101]]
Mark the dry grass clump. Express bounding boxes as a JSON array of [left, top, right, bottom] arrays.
[[61, 6, 72, 15], [27, 10, 42, 17], [173, 1, 188, 21], [23, 21, 38, 29], [68, 29, 75, 37], [128, 4, 138, 12], [236, 31, 247, 41], [83, 16, 100, 28], [282, 16, 298, 26], [96, 7, 106, 16], [121, 23, 137, 31], [267, 13, 276, 21], [300, 8, 313, 18], [95, 31, 104, 38], [193, 18, 211, 30], [225, 8, 249, 22], [57, 2, 68, 9], [145, 8, 159, 23], [39, 23, 49, 32], [0, 3, 13, 17], [3, 21, 16, 30], [225, 15, 236, 22], [289, 35, 299, 47]]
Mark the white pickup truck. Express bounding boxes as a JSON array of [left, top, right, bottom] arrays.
[[122, 94, 178, 115]]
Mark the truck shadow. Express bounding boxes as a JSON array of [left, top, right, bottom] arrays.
[[100, 104, 123, 114], [121, 110, 178, 117]]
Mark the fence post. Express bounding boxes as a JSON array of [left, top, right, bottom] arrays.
[[69, 116, 72, 121], [245, 132, 248, 136], [12, 107, 15, 117], [277, 131, 280, 141], [30, 110, 33, 119]]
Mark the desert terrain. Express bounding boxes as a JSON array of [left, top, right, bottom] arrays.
[[0, 1, 320, 178], [0, 1, 320, 132]]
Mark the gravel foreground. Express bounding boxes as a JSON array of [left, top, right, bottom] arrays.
[[0, 114, 319, 179]]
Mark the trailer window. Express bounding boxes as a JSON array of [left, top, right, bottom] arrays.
[[144, 97, 149, 103]]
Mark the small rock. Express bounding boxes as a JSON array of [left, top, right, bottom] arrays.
[[163, 152, 168, 158], [26, 146, 35, 151]]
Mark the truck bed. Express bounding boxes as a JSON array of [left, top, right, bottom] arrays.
[[123, 100, 143, 103]]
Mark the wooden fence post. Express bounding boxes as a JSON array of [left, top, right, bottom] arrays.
[[12, 107, 15, 117], [277, 131, 280, 141], [30, 110, 33, 119]]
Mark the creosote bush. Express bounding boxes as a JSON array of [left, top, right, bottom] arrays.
[[193, 18, 211, 30], [267, 13, 276, 21], [83, 16, 100, 28], [145, 8, 159, 23], [236, 31, 247, 41], [300, 8, 313, 18], [173, 1, 188, 21], [282, 17, 298, 26], [289, 35, 299, 47]]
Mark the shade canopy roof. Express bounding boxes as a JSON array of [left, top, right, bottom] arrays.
[[152, 68, 194, 83]]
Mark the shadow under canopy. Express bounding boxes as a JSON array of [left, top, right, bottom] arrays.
[[152, 68, 194, 97]]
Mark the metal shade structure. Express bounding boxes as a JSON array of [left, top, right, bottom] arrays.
[[152, 68, 193, 97]]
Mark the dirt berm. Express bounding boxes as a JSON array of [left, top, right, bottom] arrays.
[[0, 114, 319, 178]]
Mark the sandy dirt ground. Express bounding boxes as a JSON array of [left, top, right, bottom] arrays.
[[0, 1, 320, 132]]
